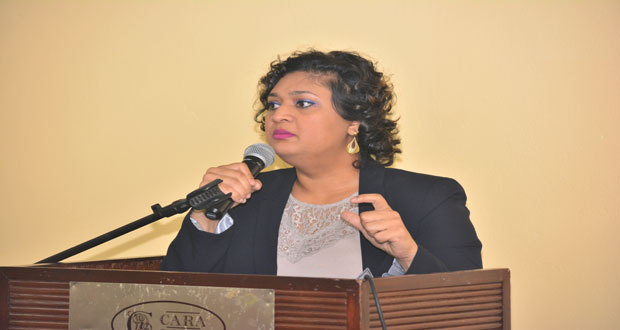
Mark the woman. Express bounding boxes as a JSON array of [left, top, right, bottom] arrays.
[[161, 50, 482, 278]]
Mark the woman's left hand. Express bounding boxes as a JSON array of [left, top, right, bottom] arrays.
[[341, 194, 418, 271]]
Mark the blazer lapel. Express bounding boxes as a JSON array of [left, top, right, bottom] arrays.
[[253, 169, 296, 275], [359, 162, 394, 275]]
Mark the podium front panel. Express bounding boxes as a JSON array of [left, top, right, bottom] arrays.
[[1, 258, 509, 329], [0, 263, 362, 330]]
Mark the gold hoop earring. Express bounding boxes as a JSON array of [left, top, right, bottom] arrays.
[[347, 134, 360, 154]]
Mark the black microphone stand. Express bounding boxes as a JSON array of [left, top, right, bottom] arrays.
[[35, 199, 190, 264], [35, 177, 228, 264]]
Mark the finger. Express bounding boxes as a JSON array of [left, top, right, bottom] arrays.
[[200, 166, 245, 186], [222, 181, 253, 203], [340, 210, 362, 231], [211, 170, 251, 194], [252, 179, 263, 192], [372, 231, 392, 244], [200, 166, 254, 202], [360, 219, 389, 237], [227, 173, 262, 200], [344, 210, 391, 244], [358, 210, 401, 227], [236, 162, 257, 186], [341, 211, 374, 242], [351, 193, 391, 211], [373, 227, 410, 245], [218, 163, 261, 197]]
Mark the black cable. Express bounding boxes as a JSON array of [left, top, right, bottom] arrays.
[[364, 273, 387, 330]]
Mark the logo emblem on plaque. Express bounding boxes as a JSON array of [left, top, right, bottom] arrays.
[[126, 311, 152, 330]]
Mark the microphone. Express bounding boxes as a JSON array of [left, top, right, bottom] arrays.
[[187, 143, 275, 220], [238, 143, 276, 177]]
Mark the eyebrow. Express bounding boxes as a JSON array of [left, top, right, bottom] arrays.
[[268, 90, 319, 97]]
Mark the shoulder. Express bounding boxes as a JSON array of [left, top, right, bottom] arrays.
[[380, 168, 468, 220], [360, 162, 465, 199], [384, 168, 465, 196]]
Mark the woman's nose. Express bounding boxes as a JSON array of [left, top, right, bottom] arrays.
[[270, 104, 294, 122]]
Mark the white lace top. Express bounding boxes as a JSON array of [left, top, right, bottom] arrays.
[[276, 193, 363, 279], [189, 193, 406, 277]]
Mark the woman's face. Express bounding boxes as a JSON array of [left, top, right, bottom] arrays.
[[264, 71, 358, 165]]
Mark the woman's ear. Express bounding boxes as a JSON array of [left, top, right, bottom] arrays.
[[347, 121, 361, 135]]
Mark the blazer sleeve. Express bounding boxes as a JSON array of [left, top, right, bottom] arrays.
[[399, 177, 482, 274], [160, 212, 235, 272]]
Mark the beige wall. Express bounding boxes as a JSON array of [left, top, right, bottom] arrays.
[[1, 1, 619, 328]]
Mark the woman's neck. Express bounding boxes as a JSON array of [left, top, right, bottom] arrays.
[[292, 162, 359, 205]]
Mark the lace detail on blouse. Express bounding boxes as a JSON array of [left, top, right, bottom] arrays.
[[277, 193, 359, 263]]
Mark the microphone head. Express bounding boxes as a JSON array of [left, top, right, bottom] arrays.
[[244, 143, 276, 167]]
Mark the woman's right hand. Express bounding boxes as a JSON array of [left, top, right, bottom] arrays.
[[190, 162, 262, 232]]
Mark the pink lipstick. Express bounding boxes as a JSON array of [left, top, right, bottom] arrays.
[[273, 129, 295, 140]]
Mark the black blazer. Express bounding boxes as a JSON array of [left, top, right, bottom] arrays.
[[161, 162, 482, 276]]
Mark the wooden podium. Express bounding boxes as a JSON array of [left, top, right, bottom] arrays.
[[1, 257, 510, 329]]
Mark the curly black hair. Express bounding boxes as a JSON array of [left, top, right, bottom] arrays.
[[255, 50, 401, 168]]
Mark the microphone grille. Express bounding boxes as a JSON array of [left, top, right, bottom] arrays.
[[244, 143, 276, 167]]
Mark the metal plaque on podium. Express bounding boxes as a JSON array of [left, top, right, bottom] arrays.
[[69, 282, 274, 330]]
